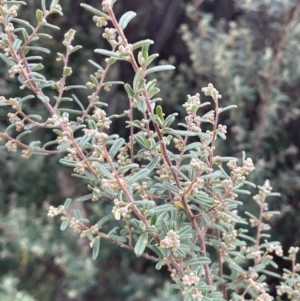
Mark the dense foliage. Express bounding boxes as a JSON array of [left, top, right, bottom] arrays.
[[0, 1, 299, 300]]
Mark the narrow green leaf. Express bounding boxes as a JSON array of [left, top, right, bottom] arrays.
[[69, 45, 82, 54], [119, 11, 136, 29], [25, 46, 51, 54], [134, 233, 148, 257], [149, 204, 174, 214], [59, 159, 77, 167], [65, 85, 87, 91], [220, 105, 237, 113], [146, 53, 159, 66], [185, 257, 211, 266], [133, 68, 143, 92], [92, 237, 100, 260], [134, 134, 147, 148], [75, 193, 93, 202], [88, 59, 103, 70], [74, 209, 82, 219], [155, 260, 165, 270], [72, 94, 85, 111], [146, 65, 175, 75], [11, 18, 34, 30], [93, 162, 114, 179], [142, 44, 149, 60], [163, 128, 210, 140], [80, 3, 109, 18], [109, 138, 125, 158], [97, 215, 112, 227], [127, 168, 150, 185], [30, 63, 44, 71], [149, 244, 164, 259], [124, 83, 135, 97], [15, 130, 31, 140], [60, 219, 69, 231], [41, 0, 46, 11], [227, 258, 244, 273], [88, 119, 97, 130], [37, 33, 52, 39], [105, 81, 124, 85], [147, 87, 160, 99], [156, 105, 164, 122], [94, 49, 123, 59], [117, 163, 139, 174], [43, 23, 60, 30], [132, 39, 154, 50], [36, 9, 44, 22], [0, 53, 15, 67], [63, 198, 72, 211], [12, 39, 22, 52], [146, 157, 160, 172], [162, 182, 179, 193], [37, 94, 50, 103], [109, 234, 127, 243], [137, 98, 147, 112]]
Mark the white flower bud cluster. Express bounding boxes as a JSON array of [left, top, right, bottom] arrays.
[[222, 230, 237, 246], [1, 4, 19, 18], [48, 206, 65, 217], [5, 140, 17, 153], [190, 158, 204, 171], [8, 63, 23, 78], [267, 244, 283, 257], [183, 178, 204, 200], [47, 114, 62, 127], [227, 157, 255, 178], [156, 163, 171, 181], [92, 187, 101, 202], [182, 272, 200, 287], [288, 246, 299, 258], [201, 83, 222, 102], [248, 278, 267, 294], [118, 44, 133, 58], [21, 149, 33, 159], [93, 15, 107, 27], [173, 137, 184, 151], [102, 28, 117, 45], [160, 230, 180, 252], [92, 108, 111, 129], [217, 124, 227, 134], [112, 199, 131, 220], [68, 217, 81, 234], [182, 93, 200, 115], [7, 112, 23, 131], [117, 146, 131, 166], [132, 182, 149, 199], [74, 161, 86, 175]]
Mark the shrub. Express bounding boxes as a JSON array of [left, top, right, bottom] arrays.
[[0, 1, 299, 300]]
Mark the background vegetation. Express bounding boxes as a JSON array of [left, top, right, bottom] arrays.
[[0, 0, 299, 300]]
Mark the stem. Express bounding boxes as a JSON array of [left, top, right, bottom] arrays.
[[108, 4, 214, 285]]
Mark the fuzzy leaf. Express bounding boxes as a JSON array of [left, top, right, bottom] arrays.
[[146, 65, 175, 75], [75, 193, 93, 202], [92, 237, 100, 260], [80, 3, 109, 18], [134, 233, 148, 257], [119, 11, 136, 30], [109, 138, 125, 158], [60, 219, 69, 231], [127, 168, 150, 185]]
